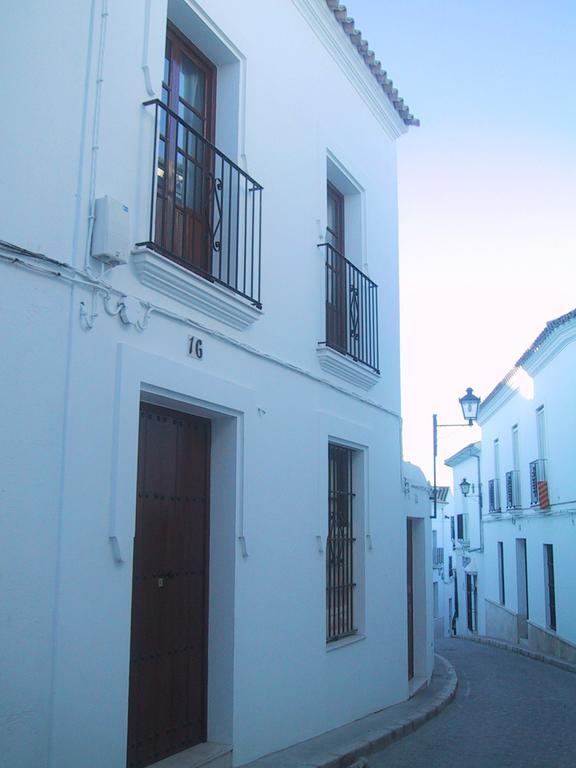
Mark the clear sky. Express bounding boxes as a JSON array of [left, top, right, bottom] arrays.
[[349, 0, 576, 485]]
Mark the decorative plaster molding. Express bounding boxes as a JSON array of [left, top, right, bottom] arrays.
[[132, 247, 261, 330], [316, 344, 380, 389], [291, 0, 406, 140], [522, 319, 576, 376], [478, 377, 520, 424], [479, 318, 576, 423]]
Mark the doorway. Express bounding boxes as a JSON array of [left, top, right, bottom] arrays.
[[466, 573, 478, 633], [127, 402, 211, 767], [516, 538, 529, 639], [407, 518, 414, 680]]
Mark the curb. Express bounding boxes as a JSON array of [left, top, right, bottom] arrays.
[[243, 654, 458, 768], [455, 634, 576, 675], [356, 654, 458, 764]]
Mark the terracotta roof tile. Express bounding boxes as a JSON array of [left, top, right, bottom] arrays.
[[480, 307, 576, 413], [324, 0, 419, 127]]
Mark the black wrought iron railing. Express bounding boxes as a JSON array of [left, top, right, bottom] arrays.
[[529, 459, 549, 508], [505, 470, 521, 509], [488, 478, 501, 512], [137, 99, 263, 307], [319, 244, 379, 373]]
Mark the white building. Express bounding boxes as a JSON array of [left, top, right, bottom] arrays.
[[402, 463, 434, 689], [477, 309, 576, 662], [444, 443, 485, 638], [0, 2, 425, 768], [430, 487, 455, 639]]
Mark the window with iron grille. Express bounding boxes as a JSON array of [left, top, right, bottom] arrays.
[[327, 444, 357, 642]]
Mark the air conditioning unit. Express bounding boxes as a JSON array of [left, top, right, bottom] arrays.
[[91, 196, 129, 266]]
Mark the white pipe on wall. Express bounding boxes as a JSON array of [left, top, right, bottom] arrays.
[[84, 0, 109, 275]]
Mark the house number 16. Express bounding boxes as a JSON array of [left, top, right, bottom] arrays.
[[188, 336, 204, 359]]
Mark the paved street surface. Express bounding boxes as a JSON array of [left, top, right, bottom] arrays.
[[368, 638, 576, 768]]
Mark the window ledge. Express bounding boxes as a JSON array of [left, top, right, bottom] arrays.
[[326, 633, 366, 652], [132, 246, 262, 330], [316, 345, 379, 390]]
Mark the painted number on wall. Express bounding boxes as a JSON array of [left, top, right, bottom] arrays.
[[188, 336, 204, 359]]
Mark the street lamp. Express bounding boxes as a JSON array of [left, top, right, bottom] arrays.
[[432, 388, 481, 518], [459, 477, 471, 497], [459, 388, 481, 425]]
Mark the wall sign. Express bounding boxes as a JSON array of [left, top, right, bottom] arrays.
[[187, 336, 204, 359]]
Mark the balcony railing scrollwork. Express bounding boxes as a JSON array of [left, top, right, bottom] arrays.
[[319, 243, 379, 373], [137, 99, 263, 307]]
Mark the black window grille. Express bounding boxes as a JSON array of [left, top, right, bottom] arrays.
[[327, 444, 356, 642]]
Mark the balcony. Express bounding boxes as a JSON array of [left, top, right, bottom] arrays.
[[488, 478, 501, 513], [505, 469, 521, 510], [317, 243, 379, 386], [135, 99, 263, 325], [433, 547, 444, 569], [530, 459, 550, 509]]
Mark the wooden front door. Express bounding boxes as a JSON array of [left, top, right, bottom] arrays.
[[127, 403, 211, 768], [406, 518, 414, 680], [156, 25, 216, 272]]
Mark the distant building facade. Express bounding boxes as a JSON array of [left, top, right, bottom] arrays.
[[430, 486, 455, 638], [477, 309, 576, 661], [402, 463, 434, 687], [444, 443, 484, 638]]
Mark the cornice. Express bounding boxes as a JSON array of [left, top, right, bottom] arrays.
[[522, 318, 576, 376], [477, 374, 519, 424], [479, 318, 576, 424], [291, 0, 407, 141], [132, 247, 262, 330]]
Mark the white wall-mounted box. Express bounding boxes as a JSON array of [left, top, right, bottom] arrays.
[[91, 196, 129, 266]]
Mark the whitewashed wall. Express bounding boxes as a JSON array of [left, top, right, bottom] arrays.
[[444, 446, 485, 637], [478, 318, 576, 654], [0, 1, 412, 767], [402, 463, 435, 683], [431, 492, 455, 639]]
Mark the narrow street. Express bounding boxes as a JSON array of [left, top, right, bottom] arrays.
[[368, 639, 576, 768]]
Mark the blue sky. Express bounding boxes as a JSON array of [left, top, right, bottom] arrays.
[[350, 0, 576, 484]]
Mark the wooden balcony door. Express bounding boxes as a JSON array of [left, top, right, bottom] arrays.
[[127, 403, 211, 768], [156, 25, 216, 272], [326, 182, 347, 352]]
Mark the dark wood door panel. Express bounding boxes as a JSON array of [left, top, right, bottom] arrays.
[[128, 403, 210, 768]]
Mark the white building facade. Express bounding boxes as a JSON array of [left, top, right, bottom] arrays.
[[402, 463, 434, 688], [477, 310, 576, 662], [0, 2, 422, 768], [444, 443, 485, 638], [430, 487, 455, 639]]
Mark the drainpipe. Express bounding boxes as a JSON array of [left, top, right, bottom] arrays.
[[84, 0, 109, 275]]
